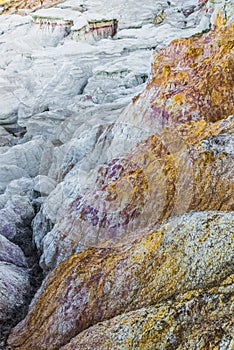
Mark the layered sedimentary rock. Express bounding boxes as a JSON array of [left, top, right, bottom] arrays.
[[2, 1, 204, 340], [1, 1, 234, 349], [32, 9, 118, 42], [39, 22, 234, 271], [8, 211, 234, 349]]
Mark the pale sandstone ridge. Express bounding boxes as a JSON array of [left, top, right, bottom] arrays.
[[8, 211, 234, 349]]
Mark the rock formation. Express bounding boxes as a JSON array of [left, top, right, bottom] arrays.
[[39, 22, 234, 271], [8, 211, 234, 349], [0, 0, 233, 349]]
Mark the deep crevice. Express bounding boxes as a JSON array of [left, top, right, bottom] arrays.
[[0, 219, 44, 350]]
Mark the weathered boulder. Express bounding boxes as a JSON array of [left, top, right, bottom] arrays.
[[8, 210, 234, 349], [0, 137, 47, 193], [0, 196, 34, 241], [61, 291, 234, 349], [0, 234, 27, 267], [0, 262, 30, 330]]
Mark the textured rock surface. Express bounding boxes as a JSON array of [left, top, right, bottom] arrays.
[[0, 137, 46, 193], [0, 0, 233, 349], [0, 177, 43, 348], [33, 17, 233, 243], [0, 234, 27, 267], [39, 22, 234, 271], [8, 211, 234, 349], [61, 292, 234, 349], [0, 263, 30, 323], [106, 20, 234, 159], [40, 114, 234, 270]]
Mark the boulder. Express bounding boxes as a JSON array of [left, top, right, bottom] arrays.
[[0, 262, 30, 326], [8, 211, 234, 349], [0, 234, 27, 267]]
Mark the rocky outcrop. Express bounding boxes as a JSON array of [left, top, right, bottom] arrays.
[[107, 20, 234, 157], [31, 17, 233, 255], [0, 0, 215, 132], [0, 234, 27, 267], [40, 115, 234, 270], [0, 222, 30, 346], [38, 22, 234, 271], [32, 14, 73, 37], [0, 263, 30, 326], [0, 176, 44, 348], [70, 18, 118, 41], [0, 1, 233, 349], [8, 211, 234, 349], [32, 9, 118, 42]]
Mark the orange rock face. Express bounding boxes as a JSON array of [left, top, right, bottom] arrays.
[[121, 22, 234, 132], [150, 25, 233, 124]]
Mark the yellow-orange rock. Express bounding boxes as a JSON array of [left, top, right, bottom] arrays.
[[61, 288, 234, 350], [6, 9, 234, 350], [40, 113, 234, 270], [8, 211, 234, 349], [0, 0, 61, 14], [35, 21, 234, 271], [120, 22, 234, 133]]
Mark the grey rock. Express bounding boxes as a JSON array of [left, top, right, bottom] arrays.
[[0, 234, 27, 267], [0, 262, 30, 323]]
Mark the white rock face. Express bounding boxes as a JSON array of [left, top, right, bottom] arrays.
[[0, 0, 213, 131], [33, 175, 56, 196], [0, 137, 46, 193]]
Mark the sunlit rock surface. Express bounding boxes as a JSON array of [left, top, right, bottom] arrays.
[[8, 211, 234, 349]]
